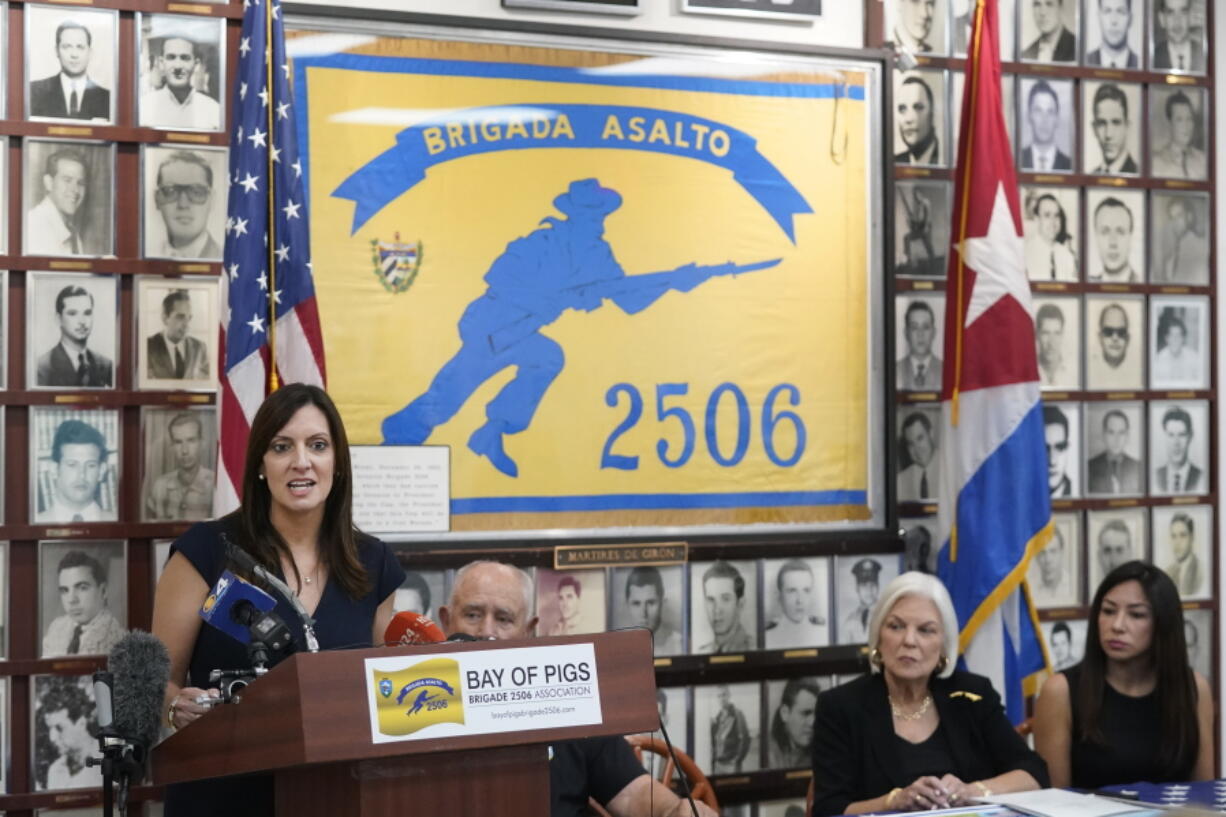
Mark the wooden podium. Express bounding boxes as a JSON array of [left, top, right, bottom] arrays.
[[152, 630, 658, 816]]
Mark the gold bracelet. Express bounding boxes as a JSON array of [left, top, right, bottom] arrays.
[[885, 788, 903, 808], [975, 782, 991, 798], [166, 700, 178, 730]]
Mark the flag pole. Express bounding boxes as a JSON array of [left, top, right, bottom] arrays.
[[264, 0, 280, 391], [950, 0, 988, 428]]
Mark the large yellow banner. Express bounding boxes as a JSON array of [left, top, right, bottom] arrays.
[[297, 39, 874, 533]]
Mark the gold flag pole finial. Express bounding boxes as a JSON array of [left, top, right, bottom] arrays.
[[264, 0, 279, 391]]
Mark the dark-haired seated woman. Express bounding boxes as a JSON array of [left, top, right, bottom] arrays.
[[1034, 561, 1213, 788], [811, 573, 1047, 816]]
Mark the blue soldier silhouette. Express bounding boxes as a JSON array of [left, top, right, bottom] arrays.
[[382, 178, 778, 477], [408, 689, 437, 715]]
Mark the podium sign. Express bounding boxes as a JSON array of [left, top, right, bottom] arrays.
[[366, 643, 603, 743]]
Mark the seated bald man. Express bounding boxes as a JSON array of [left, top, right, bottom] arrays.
[[438, 561, 718, 817]]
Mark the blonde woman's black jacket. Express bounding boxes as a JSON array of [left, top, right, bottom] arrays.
[[810, 671, 1049, 816]]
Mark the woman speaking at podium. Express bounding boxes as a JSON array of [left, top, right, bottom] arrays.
[[152, 383, 407, 817], [1033, 561, 1213, 788], [810, 573, 1047, 815]]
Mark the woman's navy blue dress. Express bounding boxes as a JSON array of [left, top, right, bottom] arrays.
[[163, 517, 406, 817]]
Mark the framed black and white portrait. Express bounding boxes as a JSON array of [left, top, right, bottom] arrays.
[[38, 540, 127, 659], [1149, 399, 1209, 497], [1150, 295, 1209, 390], [896, 404, 941, 502], [26, 271, 117, 390], [137, 14, 225, 132], [141, 145, 228, 261], [392, 568, 447, 622], [135, 275, 219, 391], [535, 568, 606, 636], [32, 674, 102, 791], [1032, 295, 1081, 390], [640, 686, 690, 777], [610, 564, 685, 656], [1040, 619, 1086, 672], [1086, 508, 1147, 592], [764, 677, 829, 770], [152, 538, 173, 589], [900, 516, 938, 574], [30, 407, 120, 524], [886, 0, 948, 56], [1085, 294, 1145, 391], [1027, 511, 1081, 609], [894, 180, 950, 278], [1024, 191, 1083, 283], [953, 0, 1016, 59], [893, 70, 946, 167], [835, 554, 901, 645], [680, 0, 821, 20], [692, 682, 761, 775], [25, 5, 116, 124], [1042, 402, 1081, 499], [762, 557, 830, 650], [1019, 0, 1078, 63], [1018, 78, 1075, 174], [1089, 197, 1139, 269], [1149, 0, 1207, 74], [22, 138, 114, 258], [1081, 81, 1143, 177], [1152, 504, 1211, 601], [1083, 0, 1143, 67], [140, 406, 216, 523], [503, 0, 641, 13], [952, 71, 1015, 149], [896, 293, 945, 391], [690, 559, 758, 655], [1148, 85, 1208, 181], [1083, 401, 1145, 498], [1150, 190, 1210, 286], [1183, 607, 1212, 683]]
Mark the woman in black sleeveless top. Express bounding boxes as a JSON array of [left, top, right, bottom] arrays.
[[1033, 561, 1212, 788]]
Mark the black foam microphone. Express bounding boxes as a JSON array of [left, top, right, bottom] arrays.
[[109, 631, 171, 754]]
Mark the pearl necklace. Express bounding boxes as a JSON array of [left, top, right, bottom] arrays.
[[889, 694, 933, 721]]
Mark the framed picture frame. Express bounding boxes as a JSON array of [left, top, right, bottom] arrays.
[[1042, 401, 1081, 499], [1149, 399, 1210, 497], [893, 69, 947, 167], [535, 567, 607, 636], [610, 564, 686, 656], [834, 554, 900, 645], [1083, 401, 1145, 498], [1149, 294, 1210, 390], [896, 404, 941, 502], [32, 674, 103, 791], [22, 138, 115, 259], [136, 14, 226, 132], [1027, 511, 1081, 609], [1086, 507, 1149, 592], [1151, 504, 1211, 601], [134, 275, 219, 390], [763, 677, 828, 770], [29, 406, 121, 524], [885, 0, 948, 55], [1032, 294, 1082, 390], [1148, 84, 1209, 181], [1081, 81, 1143, 178], [1083, 0, 1143, 67], [1148, 0, 1208, 75], [38, 539, 128, 658], [761, 556, 830, 650], [690, 559, 759, 654], [1040, 618, 1087, 672], [893, 179, 951, 279], [1085, 293, 1145, 390], [1017, 78, 1075, 175], [691, 682, 761, 775], [140, 145, 228, 261], [25, 5, 117, 125], [1019, 0, 1078, 64], [1149, 190, 1210, 286], [26, 271, 118, 390], [140, 405, 217, 522]]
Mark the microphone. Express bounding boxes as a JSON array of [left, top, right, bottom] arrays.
[[88, 631, 170, 816], [223, 533, 320, 653], [200, 570, 279, 646], [383, 611, 446, 645]]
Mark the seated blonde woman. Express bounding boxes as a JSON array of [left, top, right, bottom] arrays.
[[810, 572, 1048, 815]]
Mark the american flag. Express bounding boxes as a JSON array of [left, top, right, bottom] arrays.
[[215, 0, 326, 514]]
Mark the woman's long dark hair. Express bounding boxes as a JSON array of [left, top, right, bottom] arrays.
[[233, 383, 369, 599], [1077, 561, 1197, 777]]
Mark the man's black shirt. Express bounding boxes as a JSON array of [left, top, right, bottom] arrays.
[[551, 735, 647, 817]]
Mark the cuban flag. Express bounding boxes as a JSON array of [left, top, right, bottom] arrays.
[[214, 0, 327, 515], [935, 0, 1051, 723]]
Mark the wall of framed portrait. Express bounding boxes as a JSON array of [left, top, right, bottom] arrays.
[[0, 0, 1216, 814], [888, 0, 1220, 774], [0, 0, 238, 813]]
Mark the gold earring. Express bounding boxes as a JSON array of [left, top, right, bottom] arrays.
[[937, 654, 948, 673], [870, 647, 883, 667]]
